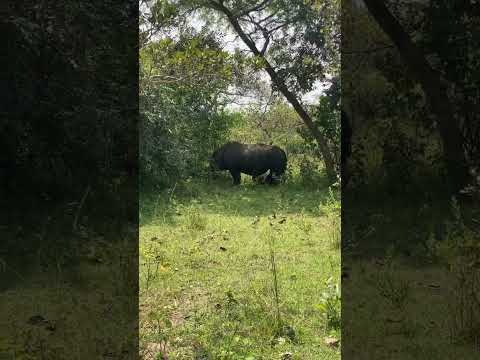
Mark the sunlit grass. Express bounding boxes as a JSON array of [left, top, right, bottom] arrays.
[[140, 177, 341, 359]]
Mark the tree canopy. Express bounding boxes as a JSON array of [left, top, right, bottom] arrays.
[[343, 0, 480, 194], [141, 0, 341, 184]]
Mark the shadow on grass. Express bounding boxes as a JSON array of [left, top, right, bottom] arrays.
[[342, 182, 480, 359], [0, 199, 137, 292], [140, 175, 336, 226], [342, 180, 468, 261]]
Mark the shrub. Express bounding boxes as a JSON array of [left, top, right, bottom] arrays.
[[316, 277, 341, 333]]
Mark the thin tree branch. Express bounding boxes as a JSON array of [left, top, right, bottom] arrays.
[[237, 0, 273, 17]]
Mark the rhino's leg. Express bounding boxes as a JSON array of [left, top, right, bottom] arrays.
[[266, 170, 274, 184], [254, 171, 268, 184], [268, 170, 282, 185], [230, 170, 241, 185], [252, 175, 264, 184]]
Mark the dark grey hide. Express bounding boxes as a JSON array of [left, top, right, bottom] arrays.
[[210, 141, 287, 185]]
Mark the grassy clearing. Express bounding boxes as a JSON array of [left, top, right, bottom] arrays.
[[139, 176, 341, 359], [0, 225, 137, 359], [342, 195, 480, 359], [343, 256, 479, 359]]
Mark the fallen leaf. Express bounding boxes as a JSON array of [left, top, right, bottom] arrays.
[[324, 337, 340, 348], [27, 315, 47, 326], [385, 317, 402, 323]]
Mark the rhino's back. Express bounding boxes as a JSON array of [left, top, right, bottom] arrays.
[[222, 143, 286, 175]]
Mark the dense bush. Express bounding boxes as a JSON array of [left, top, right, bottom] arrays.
[[2, 0, 137, 216], [139, 35, 237, 190], [140, 89, 236, 189]]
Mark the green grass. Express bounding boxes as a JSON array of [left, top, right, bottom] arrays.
[[139, 176, 341, 359], [342, 255, 480, 359], [342, 193, 480, 359], [0, 226, 138, 360]]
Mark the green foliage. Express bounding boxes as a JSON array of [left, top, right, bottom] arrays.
[[184, 205, 208, 231], [2, 1, 137, 205], [343, 1, 480, 189], [321, 188, 341, 249], [315, 277, 341, 334], [142, 0, 340, 181], [424, 1, 480, 166], [264, 0, 338, 94], [140, 34, 236, 189], [376, 261, 411, 311], [297, 78, 340, 172], [432, 198, 480, 341], [232, 101, 303, 147], [315, 96, 340, 151], [297, 156, 324, 187]]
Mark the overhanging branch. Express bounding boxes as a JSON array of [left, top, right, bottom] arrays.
[[237, 0, 273, 17]]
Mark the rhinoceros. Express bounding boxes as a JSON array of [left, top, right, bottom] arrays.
[[209, 142, 287, 185]]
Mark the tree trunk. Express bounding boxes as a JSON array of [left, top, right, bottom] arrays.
[[262, 64, 337, 183], [211, 1, 338, 183], [341, 110, 352, 187], [363, 0, 469, 191]]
